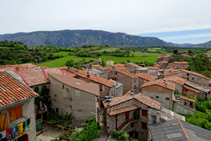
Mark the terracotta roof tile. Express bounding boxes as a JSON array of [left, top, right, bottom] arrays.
[[44, 67, 64, 76], [148, 67, 159, 70], [154, 63, 161, 67], [164, 76, 187, 85], [62, 70, 76, 77], [103, 93, 161, 110], [135, 73, 156, 81], [180, 96, 195, 103], [14, 66, 50, 86], [108, 104, 139, 115], [0, 63, 36, 71], [203, 52, 211, 55], [115, 66, 128, 71], [164, 69, 181, 76], [114, 64, 126, 67], [60, 66, 69, 70], [96, 67, 109, 71], [115, 70, 138, 78], [141, 79, 175, 91], [75, 70, 115, 87], [124, 90, 132, 96], [158, 54, 172, 59], [49, 73, 99, 96], [0, 71, 39, 108], [160, 61, 168, 64]]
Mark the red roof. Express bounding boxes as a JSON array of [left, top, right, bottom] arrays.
[[62, 70, 76, 77], [183, 85, 204, 93], [164, 76, 187, 85], [103, 93, 161, 110], [141, 79, 175, 91], [164, 69, 181, 76], [158, 54, 172, 59], [75, 70, 115, 87], [44, 67, 64, 76], [108, 104, 139, 115], [180, 96, 195, 103], [0, 63, 36, 71], [135, 73, 156, 81], [0, 71, 39, 108], [154, 63, 161, 67], [160, 61, 168, 64], [124, 90, 132, 96], [14, 66, 50, 86], [203, 52, 211, 55], [115, 70, 138, 78]]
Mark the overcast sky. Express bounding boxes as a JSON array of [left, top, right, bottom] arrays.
[[0, 0, 211, 43]]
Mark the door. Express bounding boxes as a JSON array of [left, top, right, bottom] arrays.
[[125, 112, 129, 122]]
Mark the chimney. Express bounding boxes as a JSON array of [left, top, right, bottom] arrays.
[[130, 89, 135, 96], [16, 67, 19, 71], [87, 71, 90, 83], [156, 111, 160, 123]]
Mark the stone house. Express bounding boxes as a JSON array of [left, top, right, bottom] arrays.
[[75, 70, 116, 101], [153, 63, 161, 68], [135, 67, 148, 74], [168, 62, 189, 69], [108, 70, 139, 94], [109, 79, 123, 97], [141, 79, 175, 110], [160, 61, 168, 69], [147, 67, 159, 78], [203, 52, 211, 57], [0, 71, 39, 141], [103, 93, 161, 141], [89, 68, 108, 79], [125, 63, 142, 73], [180, 96, 195, 108], [48, 73, 99, 122], [157, 54, 172, 62], [135, 73, 156, 92], [164, 69, 211, 86]]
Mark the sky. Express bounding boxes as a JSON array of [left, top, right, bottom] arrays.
[[0, 0, 211, 44]]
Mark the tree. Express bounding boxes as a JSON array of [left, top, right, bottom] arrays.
[[65, 59, 75, 67], [101, 58, 106, 67], [173, 49, 178, 54]]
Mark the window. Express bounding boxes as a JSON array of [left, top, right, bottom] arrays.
[[8, 105, 23, 122], [156, 96, 159, 98], [192, 77, 194, 80], [131, 122, 134, 128], [184, 102, 187, 106], [0, 113, 8, 131], [187, 73, 189, 76], [142, 109, 148, 117], [100, 84, 103, 91], [187, 78, 189, 80], [54, 94, 57, 97], [185, 89, 188, 92], [141, 122, 147, 130], [62, 85, 64, 89], [190, 102, 193, 107], [34, 87, 39, 93], [166, 97, 169, 100], [56, 108, 59, 114], [115, 72, 117, 75]]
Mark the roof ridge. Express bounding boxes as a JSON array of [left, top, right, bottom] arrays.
[[178, 119, 190, 141]]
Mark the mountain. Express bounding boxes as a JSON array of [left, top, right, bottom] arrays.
[[173, 43, 193, 47], [0, 30, 175, 47], [192, 40, 211, 47]]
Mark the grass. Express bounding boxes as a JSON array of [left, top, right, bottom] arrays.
[[39, 56, 95, 67], [132, 51, 161, 57], [147, 48, 161, 52], [53, 51, 70, 56], [91, 47, 120, 52], [100, 55, 158, 64]]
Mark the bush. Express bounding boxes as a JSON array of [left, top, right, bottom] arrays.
[[111, 130, 129, 141]]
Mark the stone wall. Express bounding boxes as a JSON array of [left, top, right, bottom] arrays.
[[173, 101, 195, 115], [181, 72, 210, 86], [148, 69, 158, 78]]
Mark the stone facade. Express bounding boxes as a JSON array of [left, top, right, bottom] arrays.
[[0, 99, 37, 141], [48, 75, 97, 122], [147, 69, 158, 78]]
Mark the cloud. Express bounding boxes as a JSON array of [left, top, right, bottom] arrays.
[[0, 0, 211, 35]]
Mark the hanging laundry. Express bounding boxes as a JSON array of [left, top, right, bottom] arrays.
[[24, 120, 28, 129], [0, 130, 6, 138], [9, 128, 14, 134], [18, 123, 23, 136], [6, 128, 12, 136]]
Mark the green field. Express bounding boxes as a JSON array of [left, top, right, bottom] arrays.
[[91, 47, 120, 52], [39, 56, 94, 67], [53, 51, 70, 56], [147, 48, 161, 52]]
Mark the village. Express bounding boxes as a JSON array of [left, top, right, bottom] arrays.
[[1, 52, 211, 141]]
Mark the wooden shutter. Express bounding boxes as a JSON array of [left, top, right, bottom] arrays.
[[0, 113, 8, 131], [8, 104, 23, 122]]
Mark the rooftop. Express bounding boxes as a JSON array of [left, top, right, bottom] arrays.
[[148, 67, 159, 70], [49, 73, 99, 96], [109, 79, 123, 88], [141, 79, 175, 91], [164, 76, 187, 85], [203, 52, 211, 55], [180, 96, 195, 103], [153, 63, 161, 67], [0, 63, 36, 71], [135, 73, 156, 81], [89, 68, 103, 75], [169, 62, 189, 64], [0, 71, 39, 108], [183, 84, 204, 94], [75, 70, 115, 87], [103, 93, 161, 110], [115, 70, 138, 78], [62, 70, 76, 77]]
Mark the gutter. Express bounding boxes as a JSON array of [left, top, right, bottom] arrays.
[[0, 95, 39, 111]]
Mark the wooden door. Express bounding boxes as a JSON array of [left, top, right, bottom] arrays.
[[125, 112, 129, 122]]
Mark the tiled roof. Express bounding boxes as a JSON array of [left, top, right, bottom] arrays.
[[169, 62, 189, 64], [115, 66, 128, 71], [124, 90, 132, 96], [141, 79, 175, 91], [158, 54, 172, 59], [14, 66, 50, 86], [0, 63, 36, 71], [0, 71, 39, 108], [163, 69, 181, 76], [148, 67, 159, 70], [164, 76, 187, 85], [49, 73, 99, 96], [181, 69, 210, 80], [180, 96, 195, 103], [96, 67, 109, 71], [153, 63, 161, 67], [186, 80, 211, 90], [160, 61, 168, 64], [183, 85, 204, 94], [114, 64, 126, 67], [75, 70, 115, 87], [44, 67, 64, 76], [60, 66, 69, 70], [103, 93, 161, 110], [62, 70, 76, 77], [115, 70, 138, 78], [203, 52, 211, 55], [108, 104, 139, 116], [135, 73, 156, 81]]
